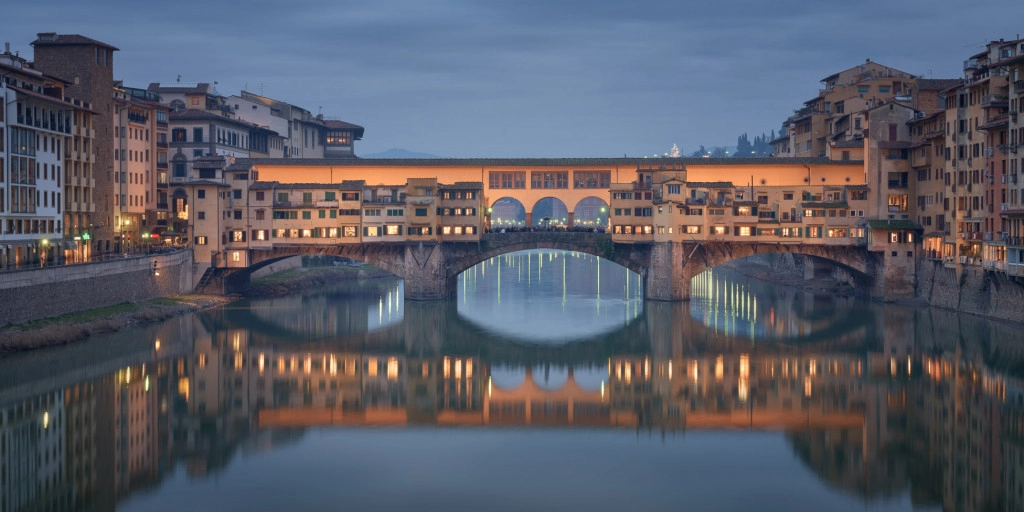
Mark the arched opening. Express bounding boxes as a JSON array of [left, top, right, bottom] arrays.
[[531, 197, 568, 229], [456, 249, 643, 343], [489, 197, 527, 229], [688, 253, 874, 341], [572, 196, 608, 229]]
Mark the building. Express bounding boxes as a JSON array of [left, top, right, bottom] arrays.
[[1, 45, 95, 268], [777, 60, 918, 159], [30, 32, 118, 255], [995, 43, 1024, 277]]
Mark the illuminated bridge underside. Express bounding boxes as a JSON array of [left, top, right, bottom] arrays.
[[230, 233, 883, 300]]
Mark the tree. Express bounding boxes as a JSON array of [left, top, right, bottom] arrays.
[[669, 144, 680, 158], [735, 133, 753, 157], [689, 145, 707, 158]]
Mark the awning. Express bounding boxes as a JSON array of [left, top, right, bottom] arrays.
[[65, 241, 78, 250]]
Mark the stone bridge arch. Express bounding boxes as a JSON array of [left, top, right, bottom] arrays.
[[656, 241, 880, 301], [445, 233, 649, 280]]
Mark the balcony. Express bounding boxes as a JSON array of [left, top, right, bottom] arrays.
[[982, 94, 1008, 108], [1015, 81, 1024, 94], [157, 141, 168, 149], [315, 200, 339, 208]]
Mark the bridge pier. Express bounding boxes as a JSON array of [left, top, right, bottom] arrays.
[[402, 243, 452, 300], [645, 242, 694, 301]]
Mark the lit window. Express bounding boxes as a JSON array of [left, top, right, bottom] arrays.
[[232, 251, 240, 262], [738, 226, 751, 236], [713, 226, 726, 235], [386, 225, 400, 235], [442, 226, 452, 235], [454, 226, 463, 235]]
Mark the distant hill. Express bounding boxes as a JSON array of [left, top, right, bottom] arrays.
[[361, 148, 442, 159]]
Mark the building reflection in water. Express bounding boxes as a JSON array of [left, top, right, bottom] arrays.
[[2, 269, 1024, 511]]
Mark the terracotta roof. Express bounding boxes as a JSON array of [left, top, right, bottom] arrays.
[[31, 33, 119, 51], [915, 78, 962, 91]]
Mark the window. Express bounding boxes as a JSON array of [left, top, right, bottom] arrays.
[[277, 192, 288, 202], [415, 208, 427, 217], [386, 209, 404, 216], [667, 184, 681, 195], [195, 236, 207, 245], [302, 211, 311, 219], [685, 225, 701, 234], [256, 191, 265, 201], [233, 189, 242, 199], [172, 128, 186, 142], [233, 210, 242, 220], [386, 225, 401, 235], [364, 209, 381, 216], [531, 171, 569, 189], [324, 192, 336, 201], [318, 210, 326, 219], [573, 171, 611, 188], [193, 128, 203, 143], [343, 226, 358, 237], [197, 189, 206, 199], [489, 171, 526, 189], [197, 212, 205, 220]]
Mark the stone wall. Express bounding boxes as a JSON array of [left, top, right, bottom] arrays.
[[917, 259, 1024, 324], [0, 250, 194, 325]]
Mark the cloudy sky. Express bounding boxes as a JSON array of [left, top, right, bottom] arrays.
[[6, 0, 1023, 157]]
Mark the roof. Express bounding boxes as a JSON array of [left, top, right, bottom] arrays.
[[227, 157, 852, 168], [323, 119, 365, 139], [831, 139, 864, 149], [440, 182, 484, 189], [867, 219, 918, 230], [169, 109, 274, 132], [915, 79, 962, 91], [31, 33, 119, 51], [844, 184, 870, 190], [686, 182, 734, 189]]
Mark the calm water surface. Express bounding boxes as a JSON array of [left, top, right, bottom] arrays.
[[2, 249, 1023, 512]]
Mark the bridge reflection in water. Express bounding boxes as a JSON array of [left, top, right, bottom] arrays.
[[3, 272, 1024, 510]]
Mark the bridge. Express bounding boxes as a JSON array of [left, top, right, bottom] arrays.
[[214, 231, 891, 301], [175, 157, 915, 301]]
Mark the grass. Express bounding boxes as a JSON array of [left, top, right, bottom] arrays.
[[1, 294, 232, 353]]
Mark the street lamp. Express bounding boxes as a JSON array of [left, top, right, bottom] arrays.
[[40, 239, 49, 267]]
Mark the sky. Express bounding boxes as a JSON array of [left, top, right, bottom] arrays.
[[5, 0, 1023, 158]]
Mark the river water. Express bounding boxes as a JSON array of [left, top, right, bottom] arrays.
[[2, 250, 1023, 512]]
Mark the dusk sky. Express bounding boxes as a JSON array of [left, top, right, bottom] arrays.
[[6, 1, 1023, 158]]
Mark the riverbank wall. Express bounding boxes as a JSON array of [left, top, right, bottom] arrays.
[[742, 254, 1024, 324], [916, 259, 1024, 324], [0, 250, 194, 325]]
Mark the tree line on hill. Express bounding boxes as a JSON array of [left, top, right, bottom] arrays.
[[680, 130, 778, 158]]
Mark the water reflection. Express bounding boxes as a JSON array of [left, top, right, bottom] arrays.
[[456, 250, 644, 343], [1, 268, 1024, 510]]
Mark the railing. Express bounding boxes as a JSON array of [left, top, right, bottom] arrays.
[[1008, 263, 1024, 277]]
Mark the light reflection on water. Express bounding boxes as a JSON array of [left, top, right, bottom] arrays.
[[456, 250, 643, 343], [3, 255, 1024, 511]]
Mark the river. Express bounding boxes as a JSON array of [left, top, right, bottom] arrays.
[[1, 249, 1023, 512]]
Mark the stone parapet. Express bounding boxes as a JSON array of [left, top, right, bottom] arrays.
[[0, 250, 194, 325]]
